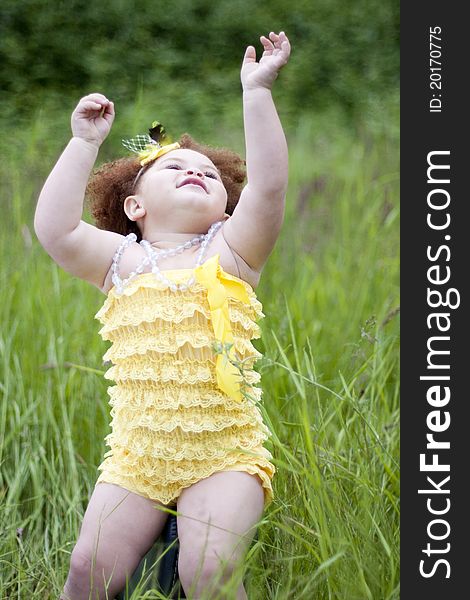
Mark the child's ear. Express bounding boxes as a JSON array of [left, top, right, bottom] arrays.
[[124, 195, 147, 222]]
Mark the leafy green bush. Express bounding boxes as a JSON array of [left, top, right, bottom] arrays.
[[0, 0, 398, 124]]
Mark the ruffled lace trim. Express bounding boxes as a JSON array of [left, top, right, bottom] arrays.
[[106, 382, 263, 410], [97, 457, 274, 507], [100, 269, 260, 300], [99, 452, 274, 483], [109, 401, 266, 433], [104, 356, 262, 385], [101, 326, 262, 363], [95, 286, 264, 336], [103, 423, 272, 461]]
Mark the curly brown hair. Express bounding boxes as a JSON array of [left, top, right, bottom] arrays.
[[86, 133, 246, 241]]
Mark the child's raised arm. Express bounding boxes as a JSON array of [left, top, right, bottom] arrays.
[[223, 31, 291, 275], [34, 93, 124, 291]]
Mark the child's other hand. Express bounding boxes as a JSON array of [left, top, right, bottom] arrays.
[[71, 93, 115, 147], [241, 31, 291, 92]]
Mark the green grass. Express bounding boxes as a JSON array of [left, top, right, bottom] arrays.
[[0, 106, 399, 599]]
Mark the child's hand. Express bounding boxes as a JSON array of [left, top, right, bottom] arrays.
[[241, 31, 291, 92], [71, 93, 115, 147]]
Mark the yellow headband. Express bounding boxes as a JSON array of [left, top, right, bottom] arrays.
[[137, 141, 180, 166]]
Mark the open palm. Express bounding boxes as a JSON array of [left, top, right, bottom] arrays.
[[241, 31, 291, 91]]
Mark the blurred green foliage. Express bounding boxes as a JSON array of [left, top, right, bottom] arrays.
[[0, 0, 399, 128]]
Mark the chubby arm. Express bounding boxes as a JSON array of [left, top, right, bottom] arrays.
[[223, 31, 290, 273], [34, 93, 123, 290]]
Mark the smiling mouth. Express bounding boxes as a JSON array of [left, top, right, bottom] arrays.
[[178, 177, 208, 192]]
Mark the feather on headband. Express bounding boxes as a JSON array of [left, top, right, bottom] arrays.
[[122, 121, 180, 166]]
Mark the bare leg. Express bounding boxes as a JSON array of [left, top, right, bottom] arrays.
[[60, 482, 172, 600], [176, 471, 265, 599]]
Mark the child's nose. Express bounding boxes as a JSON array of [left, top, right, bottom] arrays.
[[185, 168, 204, 178]]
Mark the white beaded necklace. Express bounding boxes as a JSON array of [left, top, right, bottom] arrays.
[[112, 220, 224, 294]]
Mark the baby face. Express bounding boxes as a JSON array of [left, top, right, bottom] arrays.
[[134, 148, 228, 221]]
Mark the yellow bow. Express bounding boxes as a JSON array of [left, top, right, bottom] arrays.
[[194, 254, 251, 402], [139, 142, 180, 166]]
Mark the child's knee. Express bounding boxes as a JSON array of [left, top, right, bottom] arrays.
[[67, 539, 138, 595], [178, 547, 239, 590], [67, 544, 94, 584]]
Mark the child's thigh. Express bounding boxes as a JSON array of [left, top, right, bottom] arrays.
[[177, 471, 265, 562], [76, 482, 171, 558]]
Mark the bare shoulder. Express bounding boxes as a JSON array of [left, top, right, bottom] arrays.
[[101, 240, 147, 294], [211, 223, 261, 290], [220, 186, 284, 275]]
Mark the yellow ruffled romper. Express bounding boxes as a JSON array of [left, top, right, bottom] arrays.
[[94, 240, 275, 508]]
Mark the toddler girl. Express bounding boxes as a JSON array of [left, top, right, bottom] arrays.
[[35, 31, 290, 600]]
